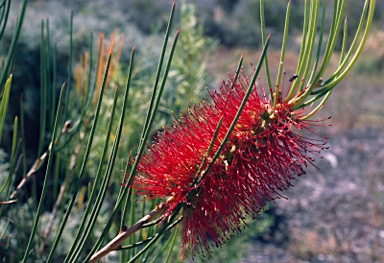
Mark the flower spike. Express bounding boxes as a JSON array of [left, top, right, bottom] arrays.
[[134, 68, 328, 256]]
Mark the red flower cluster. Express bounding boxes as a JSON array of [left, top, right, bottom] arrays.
[[134, 71, 327, 256]]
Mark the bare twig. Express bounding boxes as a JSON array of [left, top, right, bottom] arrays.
[[0, 199, 17, 205], [9, 121, 71, 200]]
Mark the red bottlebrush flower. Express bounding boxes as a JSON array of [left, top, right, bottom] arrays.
[[134, 70, 328, 257]]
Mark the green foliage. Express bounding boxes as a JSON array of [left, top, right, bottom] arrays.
[[113, 0, 217, 151], [0, 1, 218, 262], [0, 0, 377, 262], [165, 0, 218, 115], [0, 75, 11, 144]]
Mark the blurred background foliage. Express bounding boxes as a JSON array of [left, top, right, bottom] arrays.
[[0, 0, 383, 262]]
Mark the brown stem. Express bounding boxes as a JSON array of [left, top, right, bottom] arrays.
[[0, 199, 17, 205], [9, 151, 47, 200], [9, 121, 71, 200], [89, 202, 169, 263]]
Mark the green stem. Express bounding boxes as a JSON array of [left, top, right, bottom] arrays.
[[259, 0, 272, 90], [0, 74, 12, 142], [288, 0, 309, 99], [194, 117, 223, 185], [0, 0, 27, 90], [39, 21, 47, 156], [275, 0, 291, 102], [67, 84, 120, 263], [306, 0, 326, 87], [230, 55, 243, 89], [298, 0, 320, 92], [21, 83, 66, 262], [313, 0, 345, 83], [0, 116, 17, 195], [200, 36, 270, 178], [0, 0, 11, 40], [298, 0, 375, 110], [127, 217, 183, 263], [48, 55, 111, 263], [339, 17, 348, 65], [138, 1, 176, 151], [323, 0, 373, 87]]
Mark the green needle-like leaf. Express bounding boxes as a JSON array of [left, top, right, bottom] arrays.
[[21, 83, 66, 263]]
